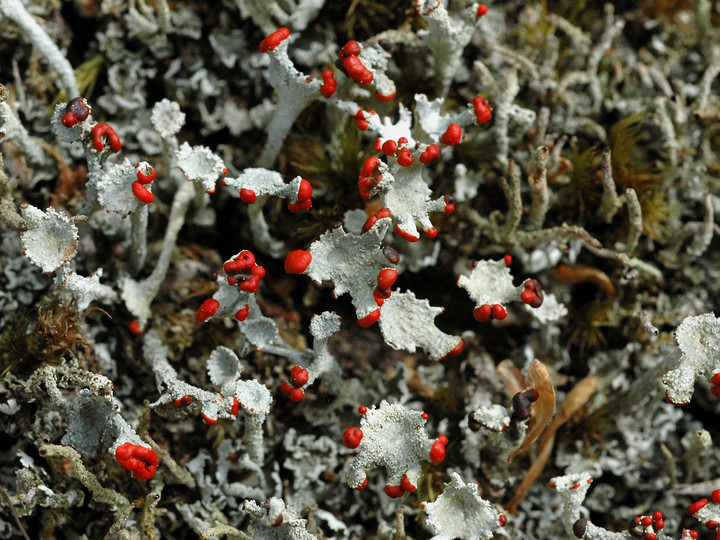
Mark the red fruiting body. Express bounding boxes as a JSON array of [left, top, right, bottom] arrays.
[[225, 251, 265, 293], [297, 179, 313, 202], [358, 405, 367, 414], [358, 172, 381, 198], [374, 138, 383, 153], [491, 304, 508, 320], [174, 395, 192, 407], [712, 489, 720, 503], [361, 156, 381, 177], [645, 534, 656, 540], [688, 499, 708, 515], [398, 137, 408, 144], [363, 208, 392, 232], [437, 434, 448, 445], [291, 366, 309, 387], [358, 309, 381, 327], [340, 40, 362, 58], [129, 320, 142, 335], [429, 438, 446, 463], [343, 427, 363, 448], [400, 474, 416, 492], [476, 3, 488, 17], [320, 70, 337, 98], [284, 250, 312, 274], [287, 199, 312, 212], [470, 96, 492, 124], [137, 167, 156, 184], [351, 109, 369, 131], [359, 156, 383, 199], [343, 55, 373, 85], [504, 254, 512, 266], [280, 382, 292, 396], [382, 245, 400, 264], [375, 91, 396, 102], [652, 512, 663, 522], [259, 27, 290, 53], [115, 442, 158, 480], [397, 147, 414, 167], [419, 144, 441, 165], [288, 179, 313, 212], [240, 189, 257, 204], [373, 286, 391, 306], [288, 388, 304, 402], [441, 123, 462, 146], [382, 140, 398, 156], [499, 514, 507, 526], [425, 228, 438, 238], [61, 98, 90, 128], [202, 413, 218, 425], [421, 412, 429, 419], [521, 278, 544, 308], [61, 111, 78, 128], [91, 123, 122, 153], [395, 225, 419, 242], [711, 373, 720, 399], [234, 265, 265, 291], [197, 299, 220, 322], [384, 484, 404, 498], [224, 250, 255, 273], [363, 215, 379, 233], [231, 397, 239, 415], [641, 517, 653, 527], [444, 194, 456, 213], [355, 478, 369, 490], [443, 338, 465, 358], [132, 181, 154, 204], [377, 268, 398, 291], [473, 304, 492, 322], [234, 305, 249, 321], [706, 520, 719, 530], [654, 520, 665, 531]]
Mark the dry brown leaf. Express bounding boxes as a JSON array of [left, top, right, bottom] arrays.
[[496, 359, 525, 397], [507, 359, 556, 462], [550, 264, 616, 301], [505, 376, 598, 513]]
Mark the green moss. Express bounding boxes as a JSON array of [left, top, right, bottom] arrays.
[[609, 112, 670, 241], [556, 144, 603, 224]]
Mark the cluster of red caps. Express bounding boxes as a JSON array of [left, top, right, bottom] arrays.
[[280, 366, 309, 402], [629, 511, 665, 540], [197, 250, 266, 323], [239, 178, 312, 213], [132, 165, 156, 204], [687, 491, 720, 537], [115, 442, 158, 480]]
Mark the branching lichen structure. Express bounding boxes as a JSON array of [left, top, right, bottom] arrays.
[[1, 1, 720, 539]]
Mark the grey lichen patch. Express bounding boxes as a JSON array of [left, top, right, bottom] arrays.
[[19, 205, 79, 273]]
